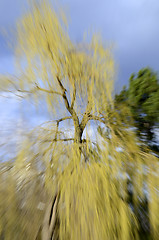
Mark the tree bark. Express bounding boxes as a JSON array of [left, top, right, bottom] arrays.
[[38, 193, 58, 240], [74, 125, 83, 144]]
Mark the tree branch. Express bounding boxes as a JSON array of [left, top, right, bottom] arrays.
[[56, 116, 72, 124], [71, 84, 76, 109], [44, 39, 72, 116], [48, 193, 58, 239], [56, 75, 73, 114], [46, 40, 80, 133], [80, 100, 92, 131], [35, 83, 63, 96], [42, 138, 74, 143], [88, 114, 106, 124], [56, 75, 80, 132]]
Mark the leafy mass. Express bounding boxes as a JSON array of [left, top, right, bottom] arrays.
[[0, 1, 158, 240]]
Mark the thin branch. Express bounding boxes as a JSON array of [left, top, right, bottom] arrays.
[[56, 116, 72, 124], [88, 114, 106, 124], [53, 116, 72, 142], [42, 138, 74, 143], [71, 84, 76, 109], [56, 75, 75, 115], [32, 117, 72, 130], [35, 83, 63, 96], [56, 75, 67, 93], [7, 85, 63, 99], [43, 138, 97, 145], [45, 39, 73, 116], [54, 121, 59, 142], [46, 40, 80, 127], [0, 92, 24, 99], [79, 83, 94, 131], [80, 100, 92, 131], [44, 37, 74, 116]]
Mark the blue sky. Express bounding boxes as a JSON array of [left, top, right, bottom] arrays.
[[1, 0, 159, 87], [0, 0, 159, 145]]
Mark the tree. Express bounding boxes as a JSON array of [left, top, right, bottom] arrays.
[[0, 2, 159, 240], [0, 160, 46, 240], [115, 68, 159, 153]]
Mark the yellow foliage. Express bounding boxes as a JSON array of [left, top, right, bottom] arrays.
[[0, 1, 158, 240]]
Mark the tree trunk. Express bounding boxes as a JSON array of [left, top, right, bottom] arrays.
[[37, 122, 83, 240], [74, 125, 83, 144], [37, 193, 58, 240]]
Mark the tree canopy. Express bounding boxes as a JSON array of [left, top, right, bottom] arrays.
[[0, 1, 159, 240], [115, 67, 159, 151]]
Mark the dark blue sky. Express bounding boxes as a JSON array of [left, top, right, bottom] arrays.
[[0, 0, 159, 88]]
